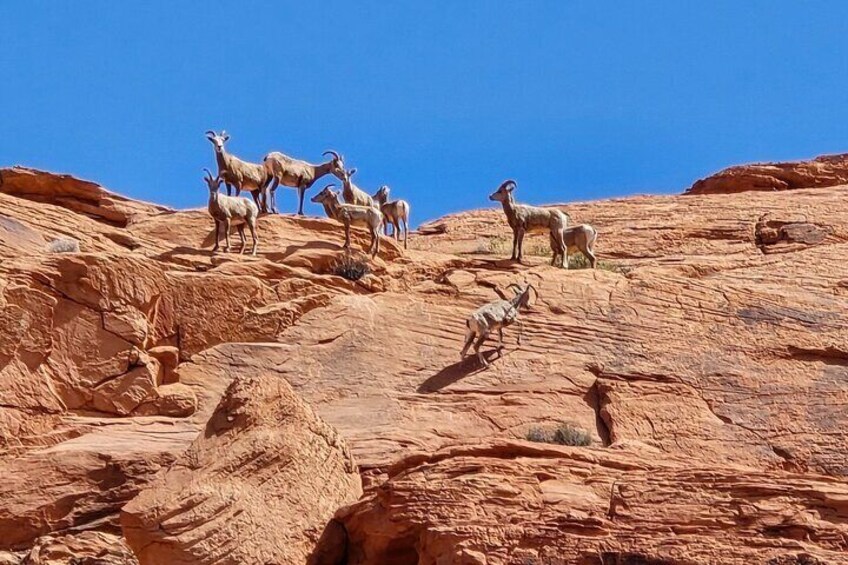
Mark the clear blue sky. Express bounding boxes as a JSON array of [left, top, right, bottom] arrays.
[[2, 2, 847, 223]]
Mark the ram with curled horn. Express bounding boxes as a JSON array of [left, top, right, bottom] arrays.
[[205, 130, 270, 211], [489, 179, 598, 268], [461, 282, 539, 367], [262, 148, 347, 215]]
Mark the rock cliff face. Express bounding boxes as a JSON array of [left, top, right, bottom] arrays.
[[0, 166, 846, 564]]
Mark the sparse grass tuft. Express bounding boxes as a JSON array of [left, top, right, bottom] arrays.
[[46, 238, 80, 253], [485, 234, 510, 255], [331, 254, 371, 281], [526, 422, 592, 447]]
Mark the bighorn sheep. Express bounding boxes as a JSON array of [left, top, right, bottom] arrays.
[[311, 185, 383, 258], [203, 168, 259, 256], [205, 130, 269, 211], [262, 150, 346, 215], [373, 185, 410, 249], [489, 180, 571, 264], [548, 224, 598, 269], [340, 168, 378, 209], [460, 283, 537, 367]]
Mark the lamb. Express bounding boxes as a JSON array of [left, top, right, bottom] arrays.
[[460, 283, 537, 367], [203, 168, 259, 256], [548, 224, 598, 269], [340, 168, 378, 209], [205, 130, 269, 211], [262, 150, 346, 215], [372, 185, 410, 249], [489, 179, 571, 265], [311, 185, 383, 258]]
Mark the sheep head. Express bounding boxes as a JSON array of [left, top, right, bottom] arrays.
[[205, 130, 230, 152], [311, 184, 340, 204], [202, 168, 222, 193], [507, 282, 538, 310], [323, 151, 346, 178], [489, 180, 517, 202], [374, 185, 390, 204]]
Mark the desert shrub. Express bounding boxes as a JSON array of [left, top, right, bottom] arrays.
[[526, 422, 591, 447], [46, 238, 80, 253], [553, 423, 592, 446], [331, 254, 371, 281], [566, 254, 630, 274], [485, 235, 511, 255]]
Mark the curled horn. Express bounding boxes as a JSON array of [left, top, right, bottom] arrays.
[[506, 283, 523, 295], [203, 167, 214, 179], [323, 150, 341, 161], [499, 179, 517, 192], [205, 130, 216, 138], [525, 284, 539, 304]]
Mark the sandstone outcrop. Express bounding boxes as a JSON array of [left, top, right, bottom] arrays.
[[121, 373, 362, 565], [686, 153, 848, 195], [0, 166, 846, 563]]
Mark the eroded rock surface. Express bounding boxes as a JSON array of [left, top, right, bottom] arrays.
[[686, 153, 848, 194], [121, 373, 362, 565], [0, 167, 846, 563]]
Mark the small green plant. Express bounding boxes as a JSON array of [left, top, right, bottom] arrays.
[[330, 254, 371, 281], [526, 422, 592, 446], [485, 234, 511, 255], [567, 253, 591, 269], [524, 240, 552, 257], [566, 254, 631, 274]]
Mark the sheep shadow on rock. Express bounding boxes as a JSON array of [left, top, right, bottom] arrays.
[[417, 351, 502, 393]]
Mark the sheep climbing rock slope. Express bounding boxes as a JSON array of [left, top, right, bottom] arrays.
[[0, 161, 847, 564]]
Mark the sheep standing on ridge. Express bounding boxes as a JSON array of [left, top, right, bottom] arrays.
[[461, 283, 537, 367], [205, 130, 269, 211], [311, 185, 383, 258], [340, 168, 378, 209], [548, 224, 599, 269], [203, 168, 259, 256], [373, 185, 410, 249], [489, 180, 571, 265], [262, 150, 346, 215]]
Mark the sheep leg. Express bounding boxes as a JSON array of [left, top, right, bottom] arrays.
[[402, 218, 409, 250], [473, 332, 490, 367], [510, 230, 518, 260], [297, 186, 307, 216], [249, 190, 262, 212], [237, 224, 247, 254], [372, 229, 380, 258], [393, 220, 401, 241], [212, 220, 220, 252], [223, 218, 231, 252], [225, 183, 234, 197], [497, 328, 505, 356], [247, 218, 258, 256], [267, 179, 280, 214], [516, 229, 526, 262], [343, 221, 352, 250], [516, 319, 524, 346], [584, 247, 597, 268], [460, 328, 475, 359], [555, 230, 567, 268]]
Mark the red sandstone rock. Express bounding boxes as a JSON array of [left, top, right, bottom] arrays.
[[0, 167, 847, 562], [121, 373, 362, 565], [686, 153, 848, 194]]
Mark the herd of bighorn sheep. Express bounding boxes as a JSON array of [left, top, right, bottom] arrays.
[[202, 130, 600, 366]]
